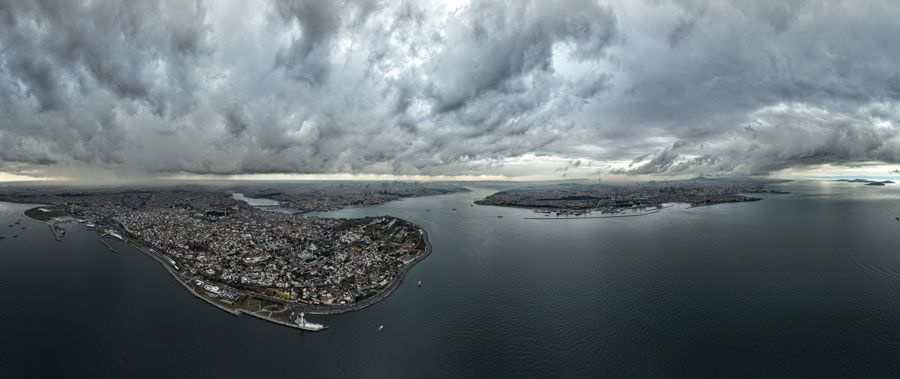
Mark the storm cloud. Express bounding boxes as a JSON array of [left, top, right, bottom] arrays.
[[1, 0, 900, 179]]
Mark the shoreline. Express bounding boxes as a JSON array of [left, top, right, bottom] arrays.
[[15, 201, 434, 330], [523, 209, 661, 220], [111, 218, 432, 322]]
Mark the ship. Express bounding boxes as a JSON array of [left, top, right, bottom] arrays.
[[295, 312, 327, 332]]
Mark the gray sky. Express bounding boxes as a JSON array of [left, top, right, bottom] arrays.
[[2, 0, 900, 181]]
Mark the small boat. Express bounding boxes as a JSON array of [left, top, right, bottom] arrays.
[[497, 215, 503, 218], [896, 217, 899, 221], [21, 227, 26, 230], [378, 325, 384, 331], [425, 209, 431, 212], [1, 235, 5, 239], [452, 208, 457, 211], [417, 281, 422, 287], [13, 235, 17, 238]]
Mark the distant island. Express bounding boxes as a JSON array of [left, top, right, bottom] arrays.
[[0, 183, 467, 331], [834, 179, 894, 186], [475, 180, 788, 216]]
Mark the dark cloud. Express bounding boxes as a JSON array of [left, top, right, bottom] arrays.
[[1, 0, 900, 179], [666, 17, 695, 48], [589, 0, 900, 176]]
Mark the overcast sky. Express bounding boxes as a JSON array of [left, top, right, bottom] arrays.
[[2, 0, 900, 181]]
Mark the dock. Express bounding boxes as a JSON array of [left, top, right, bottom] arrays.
[[98, 232, 119, 253], [523, 209, 660, 220], [48, 223, 60, 241]]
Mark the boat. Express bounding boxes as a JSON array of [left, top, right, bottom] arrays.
[[417, 281, 422, 287], [13, 235, 17, 238], [497, 215, 503, 218], [294, 312, 327, 331], [378, 325, 384, 331], [452, 208, 457, 211], [1, 235, 5, 239], [425, 209, 431, 212], [85, 223, 96, 229]]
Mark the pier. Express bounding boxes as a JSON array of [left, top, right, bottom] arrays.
[[98, 232, 119, 253], [523, 209, 660, 220], [48, 223, 60, 241]]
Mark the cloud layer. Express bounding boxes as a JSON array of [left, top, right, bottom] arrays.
[[1, 0, 900, 179]]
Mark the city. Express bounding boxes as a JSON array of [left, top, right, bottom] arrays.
[[0, 189, 434, 329]]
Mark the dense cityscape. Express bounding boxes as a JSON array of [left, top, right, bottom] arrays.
[[0, 187, 440, 328]]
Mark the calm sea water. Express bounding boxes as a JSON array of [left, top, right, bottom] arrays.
[[3, 181, 900, 377]]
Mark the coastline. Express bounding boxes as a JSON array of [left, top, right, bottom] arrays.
[[523, 209, 660, 220], [116, 220, 432, 328], [23, 204, 433, 330]]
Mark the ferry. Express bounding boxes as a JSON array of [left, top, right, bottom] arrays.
[[295, 312, 327, 332]]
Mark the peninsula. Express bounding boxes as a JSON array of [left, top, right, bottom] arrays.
[[475, 180, 787, 215], [0, 183, 462, 331]]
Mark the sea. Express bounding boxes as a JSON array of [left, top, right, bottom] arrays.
[[2, 181, 900, 377]]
